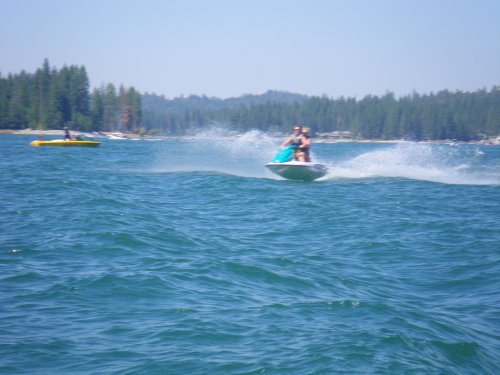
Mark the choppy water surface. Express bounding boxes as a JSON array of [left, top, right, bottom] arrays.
[[1, 133, 499, 374]]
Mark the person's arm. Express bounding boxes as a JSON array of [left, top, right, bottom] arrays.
[[281, 138, 292, 148]]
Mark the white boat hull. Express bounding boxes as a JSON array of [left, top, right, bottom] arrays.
[[265, 161, 328, 181]]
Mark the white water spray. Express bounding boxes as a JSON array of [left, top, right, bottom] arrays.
[[152, 127, 281, 178], [151, 130, 499, 185], [323, 142, 500, 185]]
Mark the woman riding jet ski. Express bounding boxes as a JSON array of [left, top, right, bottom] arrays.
[[280, 125, 312, 162], [266, 125, 327, 181]]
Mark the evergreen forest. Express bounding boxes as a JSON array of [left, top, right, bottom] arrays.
[[1, 60, 499, 141], [0, 59, 141, 133]]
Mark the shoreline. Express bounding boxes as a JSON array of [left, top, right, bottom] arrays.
[[1, 128, 499, 145]]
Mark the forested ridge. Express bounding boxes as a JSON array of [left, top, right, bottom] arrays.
[[0, 59, 141, 133], [1, 60, 499, 140], [143, 89, 500, 140]]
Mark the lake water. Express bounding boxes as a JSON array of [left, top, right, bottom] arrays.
[[1, 133, 499, 374]]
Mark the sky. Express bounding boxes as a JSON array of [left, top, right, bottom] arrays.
[[1, 0, 499, 99]]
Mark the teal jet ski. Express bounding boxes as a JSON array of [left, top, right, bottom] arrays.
[[265, 146, 328, 181]]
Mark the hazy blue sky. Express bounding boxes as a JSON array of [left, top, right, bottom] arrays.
[[1, 0, 499, 98]]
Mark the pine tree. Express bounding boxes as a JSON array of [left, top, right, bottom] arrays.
[[90, 88, 105, 131], [103, 83, 118, 131], [34, 58, 52, 129]]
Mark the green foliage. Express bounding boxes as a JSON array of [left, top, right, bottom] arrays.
[[118, 85, 141, 133], [0, 60, 140, 133], [1, 61, 498, 140]]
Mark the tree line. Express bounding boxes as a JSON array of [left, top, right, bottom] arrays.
[[1, 60, 499, 140], [142, 89, 500, 141], [0, 59, 141, 133]]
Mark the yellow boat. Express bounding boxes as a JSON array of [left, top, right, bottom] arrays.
[[31, 139, 101, 147]]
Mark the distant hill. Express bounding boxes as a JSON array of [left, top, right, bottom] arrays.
[[142, 90, 309, 115]]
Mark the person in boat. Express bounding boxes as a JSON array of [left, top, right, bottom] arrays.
[[63, 126, 73, 141], [281, 125, 308, 161]]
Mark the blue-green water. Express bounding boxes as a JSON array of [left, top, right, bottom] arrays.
[[1, 133, 499, 374]]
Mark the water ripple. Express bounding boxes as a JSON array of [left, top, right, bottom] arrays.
[[1, 136, 499, 374]]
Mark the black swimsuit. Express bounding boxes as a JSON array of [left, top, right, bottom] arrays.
[[300, 135, 311, 161]]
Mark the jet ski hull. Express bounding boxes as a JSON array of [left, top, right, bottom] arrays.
[[265, 162, 328, 181]]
